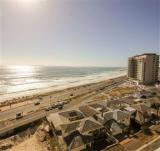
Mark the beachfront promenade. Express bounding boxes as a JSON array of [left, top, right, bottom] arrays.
[[0, 76, 126, 136]]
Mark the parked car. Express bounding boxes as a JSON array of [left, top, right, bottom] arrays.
[[45, 106, 52, 111], [34, 102, 40, 105], [16, 112, 23, 119], [63, 100, 69, 104], [57, 104, 63, 110], [51, 102, 64, 110], [38, 96, 43, 100], [140, 95, 147, 99], [70, 93, 74, 97], [51, 103, 58, 109], [57, 101, 64, 105]]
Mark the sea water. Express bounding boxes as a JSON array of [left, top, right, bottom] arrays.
[[0, 66, 127, 102]]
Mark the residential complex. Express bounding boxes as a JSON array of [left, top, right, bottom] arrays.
[[128, 53, 159, 85], [47, 91, 159, 151]]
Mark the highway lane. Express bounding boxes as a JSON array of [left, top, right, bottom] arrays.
[[0, 111, 46, 135], [0, 103, 73, 136]]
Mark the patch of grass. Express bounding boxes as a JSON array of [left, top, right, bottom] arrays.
[[93, 95, 108, 101], [47, 133, 60, 151], [93, 86, 138, 101], [106, 87, 137, 97]]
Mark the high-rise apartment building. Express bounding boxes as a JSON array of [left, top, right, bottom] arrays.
[[128, 53, 159, 85]]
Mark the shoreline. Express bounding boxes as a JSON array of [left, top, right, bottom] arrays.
[[0, 75, 127, 110], [0, 72, 126, 102]]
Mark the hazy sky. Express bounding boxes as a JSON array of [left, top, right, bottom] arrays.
[[0, 0, 159, 67]]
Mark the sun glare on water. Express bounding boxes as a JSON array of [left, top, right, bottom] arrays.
[[9, 65, 35, 73]]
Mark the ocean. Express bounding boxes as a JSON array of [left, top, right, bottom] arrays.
[[0, 66, 127, 102]]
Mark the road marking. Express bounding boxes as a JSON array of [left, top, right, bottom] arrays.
[[135, 135, 160, 151]]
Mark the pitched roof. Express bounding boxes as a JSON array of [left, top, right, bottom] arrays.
[[64, 131, 92, 150], [114, 110, 130, 121], [69, 135, 85, 150], [79, 105, 100, 117], [79, 118, 103, 134], [103, 111, 114, 122], [64, 131, 82, 148], [110, 121, 123, 135], [135, 111, 145, 124], [60, 117, 103, 135], [61, 121, 81, 134], [104, 119, 123, 136], [132, 104, 152, 115], [104, 110, 130, 122]]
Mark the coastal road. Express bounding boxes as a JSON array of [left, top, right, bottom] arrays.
[[0, 77, 126, 136], [0, 111, 46, 135], [0, 82, 101, 120], [0, 102, 76, 136], [0, 76, 126, 121], [0, 89, 83, 121]]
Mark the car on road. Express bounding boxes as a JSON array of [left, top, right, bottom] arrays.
[[51, 103, 58, 109], [70, 93, 74, 97], [38, 96, 43, 100], [57, 104, 63, 110], [51, 102, 64, 110], [45, 106, 52, 111], [16, 112, 23, 119], [34, 102, 40, 105], [63, 100, 69, 104]]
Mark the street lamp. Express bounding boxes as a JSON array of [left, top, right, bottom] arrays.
[[50, 96, 52, 106]]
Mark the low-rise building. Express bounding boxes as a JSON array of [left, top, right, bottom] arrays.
[[47, 109, 85, 133], [106, 100, 127, 110], [79, 105, 100, 117], [47, 110, 117, 151], [89, 102, 110, 112], [103, 110, 131, 126], [123, 106, 136, 116], [94, 110, 131, 139], [104, 119, 123, 137], [132, 104, 156, 124]]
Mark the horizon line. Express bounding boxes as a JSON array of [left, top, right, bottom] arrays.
[[0, 64, 127, 68]]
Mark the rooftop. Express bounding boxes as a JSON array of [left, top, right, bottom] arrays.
[[64, 131, 87, 150], [79, 105, 100, 117], [59, 109, 84, 121], [60, 117, 103, 135], [104, 119, 123, 136], [133, 53, 158, 58], [47, 109, 85, 129], [103, 110, 130, 125], [132, 104, 151, 114]]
